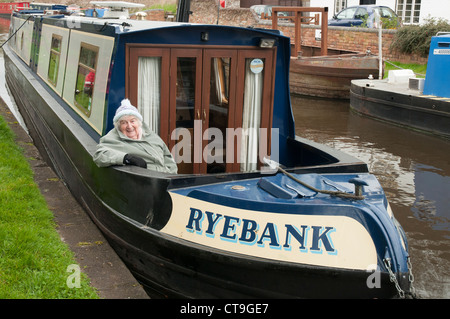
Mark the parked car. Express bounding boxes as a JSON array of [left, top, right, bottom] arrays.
[[328, 5, 399, 28]]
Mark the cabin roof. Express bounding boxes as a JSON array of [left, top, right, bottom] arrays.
[[17, 11, 283, 38], [110, 18, 195, 33], [50, 15, 184, 33]]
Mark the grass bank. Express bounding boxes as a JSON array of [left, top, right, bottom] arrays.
[[384, 61, 427, 78], [145, 2, 177, 12], [0, 114, 98, 299]]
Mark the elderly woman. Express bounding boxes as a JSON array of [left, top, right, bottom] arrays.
[[93, 99, 178, 174]]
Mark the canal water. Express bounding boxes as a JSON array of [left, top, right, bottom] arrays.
[[292, 95, 450, 298], [1, 18, 448, 299]]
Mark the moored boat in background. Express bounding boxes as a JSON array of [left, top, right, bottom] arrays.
[[3, 1, 415, 298], [272, 6, 381, 99], [350, 32, 450, 139], [291, 50, 380, 99], [0, 2, 30, 17]]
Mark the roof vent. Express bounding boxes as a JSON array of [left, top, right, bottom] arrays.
[[409, 78, 424, 92]]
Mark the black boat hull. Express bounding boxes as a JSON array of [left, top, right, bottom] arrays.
[[4, 44, 406, 299], [350, 80, 450, 139]]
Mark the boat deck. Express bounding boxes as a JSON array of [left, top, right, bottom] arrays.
[[352, 78, 450, 103]]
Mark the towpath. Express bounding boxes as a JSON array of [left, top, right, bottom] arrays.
[[0, 97, 149, 299]]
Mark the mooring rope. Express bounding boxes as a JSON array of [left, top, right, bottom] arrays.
[[384, 59, 426, 77], [276, 166, 365, 200]]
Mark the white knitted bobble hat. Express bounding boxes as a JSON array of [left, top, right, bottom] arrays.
[[113, 99, 143, 123]]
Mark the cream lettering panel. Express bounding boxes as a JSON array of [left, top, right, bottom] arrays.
[[162, 192, 378, 270]]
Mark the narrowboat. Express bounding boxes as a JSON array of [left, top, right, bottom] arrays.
[[0, 2, 30, 17], [350, 33, 450, 139], [29, 3, 68, 14], [3, 2, 415, 298], [290, 51, 380, 99], [29, 3, 66, 11]]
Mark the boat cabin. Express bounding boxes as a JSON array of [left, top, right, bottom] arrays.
[[125, 29, 279, 174], [5, 7, 415, 300], [8, 11, 301, 175], [8, 3, 357, 179]]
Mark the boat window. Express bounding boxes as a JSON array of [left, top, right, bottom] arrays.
[[172, 56, 198, 173], [175, 57, 197, 130], [137, 56, 161, 134], [127, 46, 275, 174], [47, 35, 61, 86], [74, 44, 98, 116], [20, 31, 24, 51], [207, 57, 231, 173], [30, 19, 43, 72], [240, 58, 263, 172]]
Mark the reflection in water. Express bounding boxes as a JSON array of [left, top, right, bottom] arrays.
[[292, 95, 450, 298]]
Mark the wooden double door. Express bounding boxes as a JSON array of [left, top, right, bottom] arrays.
[[127, 45, 276, 174]]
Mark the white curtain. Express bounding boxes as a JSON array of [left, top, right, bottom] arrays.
[[213, 58, 229, 105], [138, 57, 161, 134], [240, 59, 263, 172], [213, 58, 223, 104]]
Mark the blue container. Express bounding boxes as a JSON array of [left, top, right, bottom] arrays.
[[423, 33, 450, 98]]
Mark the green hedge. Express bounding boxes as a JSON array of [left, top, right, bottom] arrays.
[[390, 17, 450, 57]]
